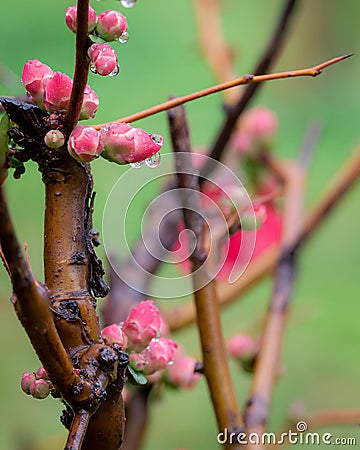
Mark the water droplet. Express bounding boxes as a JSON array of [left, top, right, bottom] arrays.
[[118, 31, 129, 44], [145, 152, 161, 168], [108, 64, 120, 77], [120, 0, 137, 8], [101, 126, 110, 132], [151, 134, 163, 146], [90, 63, 98, 74], [130, 160, 145, 169]]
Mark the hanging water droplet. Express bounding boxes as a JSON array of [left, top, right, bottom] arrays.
[[120, 0, 137, 8], [130, 160, 145, 169], [108, 64, 120, 77], [118, 31, 129, 44], [151, 134, 163, 146], [145, 152, 161, 168], [90, 63, 98, 74]]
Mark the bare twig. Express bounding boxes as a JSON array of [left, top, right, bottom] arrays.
[[93, 54, 352, 129], [170, 103, 244, 447], [65, 409, 91, 450], [65, 0, 91, 132]]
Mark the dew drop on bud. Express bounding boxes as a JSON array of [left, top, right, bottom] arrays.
[[145, 152, 161, 168], [120, 0, 137, 8], [118, 31, 129, 44], [130, 160, 145, 169], [109, 64, 120, 77], [90, 63, 98, 74], [151, 134, 163, 146]]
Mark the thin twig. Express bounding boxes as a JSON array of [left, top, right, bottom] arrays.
[[166, 143, 360, 332], [244, 160, 306, 444], [65, 409, 91, 450], [170, 103, 244, 447], [65, 0, 91, 132], [93, 54, 352, 129], [203, 0, 299, 174]]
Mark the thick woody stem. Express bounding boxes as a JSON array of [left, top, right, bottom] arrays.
[[0, 184, 79, 400], [65, 0, 91, 132], [65, 409, 91, 450], [170, 103, 244, 448]]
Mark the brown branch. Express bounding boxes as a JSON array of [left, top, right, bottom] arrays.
[[65, 0, 91, 132], [244, 161, 306, 443], [0, 184, 80, 400], [166, 143, 360, 332], [93, 54, 352, 129], [203, 0, 299, 173], [65, 409, 91, 450], [193, 0, 237, 103], [170, 103, 244, 448]]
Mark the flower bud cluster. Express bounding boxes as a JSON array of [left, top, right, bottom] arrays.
[[67, 123, 163, 164], [65, 6, 129, 77], [22, 59, 98, 120], [21, 367, 52, 400]]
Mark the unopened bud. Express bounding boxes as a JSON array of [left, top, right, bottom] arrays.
[[89, 43, 119, 77], [21, 372, 36, 395], [96, 10, 128, 42], [29, 379, 50, 399], [65, 5, 97, 34], [44, 130, 65, 148], [67, 125, 103, 162], [102, 324, 128, 349]]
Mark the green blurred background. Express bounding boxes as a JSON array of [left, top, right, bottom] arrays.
[[0, 0, 359, 449]]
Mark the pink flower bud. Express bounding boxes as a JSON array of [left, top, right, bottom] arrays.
[[101, 123, 163, 165], [167, 349, 200, 389], [96, 10, 128, 42], [228, 334, 257, 359], [65, 5, 97, 34], [21, 59, 54, 106], [43, 72, 73, 113], [29, 379, 50, 399], [241, 106, 278, 143], [44, 130, 65, 148], [122, 300, 161, 352], [159, 314, 170, 337], [21, 372, 36, 394], [89, 43, 119, 77], [141, 338, 178, 375], [34, 367, 50, 381], [129, 352, 146, 371], [67, 125, 103, 162], [80, 84, 99, 120], [102, 324, 128, 348]]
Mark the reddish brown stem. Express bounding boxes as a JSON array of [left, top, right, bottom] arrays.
[[65, 409, 91, 450], [65, 0, 91, 132], [93, 54, 352, 129], [0, 184, 79, 400], [170, 104, 244, 448]]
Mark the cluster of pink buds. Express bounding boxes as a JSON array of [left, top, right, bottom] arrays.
[[22, 59, 98, 120], [66, 123, 163, 165], [231, 106, 278, 154], [101, 301, 178, 382], [21, 367, 53, 400]]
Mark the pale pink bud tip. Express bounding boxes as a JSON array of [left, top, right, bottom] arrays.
[[44, 130, 65, 148], [35, 367, 49, 381], [142, 338, 178, 375], [43, 72, 73, 113], [101, 123, 164, 165], [96, 10, 128, 42], [21, 372, 36, 395], [68, 125, 103, 163], [228, 334, 257, 359], [167, 349, 200, 389], [65, 5, 97, 34], [89, 44, 119, 77], [80, 85, 99, 120], [129, 352, 146, 371], [123, 300, 161, 352], [241, 106, 278, 142], [22, 59, 54, 106], [102, 324, 128, 348], [29, 379, 50, 399]]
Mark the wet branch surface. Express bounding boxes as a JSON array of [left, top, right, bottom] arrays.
[[170, 103, 244, 448]]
